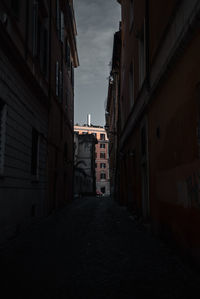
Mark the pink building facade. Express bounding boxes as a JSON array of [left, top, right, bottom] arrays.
[[74, 125, 110, 196]]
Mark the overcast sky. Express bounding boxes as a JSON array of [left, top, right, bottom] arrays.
[[74, 0, 121, 126]]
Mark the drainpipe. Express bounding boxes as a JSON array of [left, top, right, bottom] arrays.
[[47, 0, 52, 214]]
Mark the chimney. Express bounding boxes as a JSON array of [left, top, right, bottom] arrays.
[[87, 114, 91, 127]]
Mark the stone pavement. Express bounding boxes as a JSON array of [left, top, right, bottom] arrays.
[[0, 196, 200, 298]]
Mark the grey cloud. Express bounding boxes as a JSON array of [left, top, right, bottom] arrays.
[[74, 0, 120, 126]]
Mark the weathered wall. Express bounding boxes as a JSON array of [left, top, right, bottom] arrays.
[[0, 49, 48, 243], [148, 28, 200, 262]]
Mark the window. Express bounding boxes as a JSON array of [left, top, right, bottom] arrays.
[[101, 187, 106, 194], [60, 11, 64, 43], [100, 133, 105, 140], [129, 63, 134, 108], [32, 1, 49, 76], [0, 101, 7, 175], [139, 23, 146, 88], [31, 128, 39, 177], [92, 133, 97, 137], [95, 163, 97, 168], [100, 153, 105, 159], [100, 173, 106, 180], [100, 163, 106, 169], [95, 152, 97, 159], [100, 143, 105, 149]]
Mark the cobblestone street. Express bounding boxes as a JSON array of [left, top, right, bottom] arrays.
[[1, 197, 200, 298]]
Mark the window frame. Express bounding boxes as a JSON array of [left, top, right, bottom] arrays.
[[100, 133, 105, 140], [100, 172, 106, 180], [100, 152, 106, 159], [100, 163, 106, 169], [100, 143, 105, 149]]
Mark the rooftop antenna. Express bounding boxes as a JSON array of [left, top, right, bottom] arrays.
[[87, 114, 91, 127]]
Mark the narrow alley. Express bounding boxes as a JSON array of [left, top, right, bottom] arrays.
[[1, 196, 200, 299]]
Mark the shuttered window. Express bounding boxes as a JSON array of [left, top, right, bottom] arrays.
[[0, 101, 7, 175], [60, 11, 64, 43]]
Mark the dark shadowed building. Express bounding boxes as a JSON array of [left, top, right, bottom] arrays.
[[74, 124, 110, 196], [74, 133, 97, 196], [0, 0, 78, 243], [106, 0, 200, 265], [106, 29, 121, 199]]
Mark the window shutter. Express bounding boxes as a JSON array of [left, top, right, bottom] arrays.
[[56, 61, 59, 97], [33, 0, 38, 56], [60, 11, 64, 43], [0, 102, 7, 175]]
